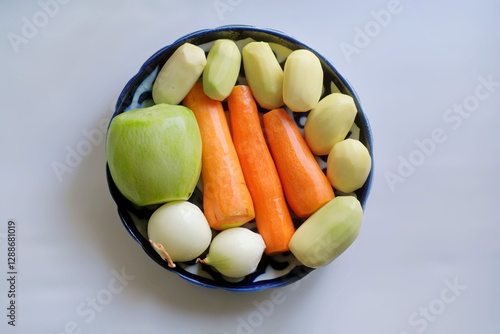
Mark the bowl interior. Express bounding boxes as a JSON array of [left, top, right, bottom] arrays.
[[106, 25, 373, 291]]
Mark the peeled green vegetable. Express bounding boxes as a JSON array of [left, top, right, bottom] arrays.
[[242, 41, 284, 109], [106, 104, 202, 206], [203, 39, 241, 101], [283, 49, 323, 112], [152, 43, 206, 105], [327, 139, 372, 193], [304, 93, 357, 156], [289, 196, 363, 268]]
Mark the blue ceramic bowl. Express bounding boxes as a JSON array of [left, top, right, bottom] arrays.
[[106, 25, 373, 292]]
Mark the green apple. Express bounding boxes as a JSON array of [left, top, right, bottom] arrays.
[[106, 104, 202, 206]]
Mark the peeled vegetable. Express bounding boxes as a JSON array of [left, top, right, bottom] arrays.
[[227, 86, 295, 255], [183, 83, 255, 230], [304, 93, 357, 156], [197, 227, 265, 278], [327, 139, 372, 193], [203, 39, 241, 101], [148, 201, 212, 268], [152, 43, 206, 105], [282, 49, 323, 112], [289, 196, 363, 268], [106, 104, 202, 206], [242, 42, 284, 109], [263, 108, 335, 218]]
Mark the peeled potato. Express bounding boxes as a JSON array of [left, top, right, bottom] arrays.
[[152, 43, 206, 105], [283, 49, 323, 112], [304, 93, 357, 156], [327, 139, 371, 193], [289, 196, 363, 268]]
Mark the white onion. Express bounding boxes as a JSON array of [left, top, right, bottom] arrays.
[[197, 227, 265, 278], [147, 201, 212, 268]]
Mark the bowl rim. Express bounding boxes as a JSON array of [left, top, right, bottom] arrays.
[[107, 24, 374, 292]]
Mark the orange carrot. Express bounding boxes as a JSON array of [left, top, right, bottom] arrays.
[[183, 83, 255, 230], [227, 86, 295, 255], [263, 108, 335, 218]]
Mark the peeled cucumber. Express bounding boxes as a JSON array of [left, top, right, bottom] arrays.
[[203, 39, 241, 101], [242, 41, 284, 109]]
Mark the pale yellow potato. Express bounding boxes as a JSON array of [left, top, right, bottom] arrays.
[[283, 49, 323, 112], [152, 43, 206, 105], [327, 139, 371, 193], [304, 93, 357, 156]]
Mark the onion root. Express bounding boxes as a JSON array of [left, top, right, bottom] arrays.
[[150, 239, 176, 268]]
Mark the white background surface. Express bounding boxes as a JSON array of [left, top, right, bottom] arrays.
[[1, 0, 499, 333]]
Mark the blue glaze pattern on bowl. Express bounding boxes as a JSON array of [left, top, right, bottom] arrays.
[[106, 25, 373, 292]]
